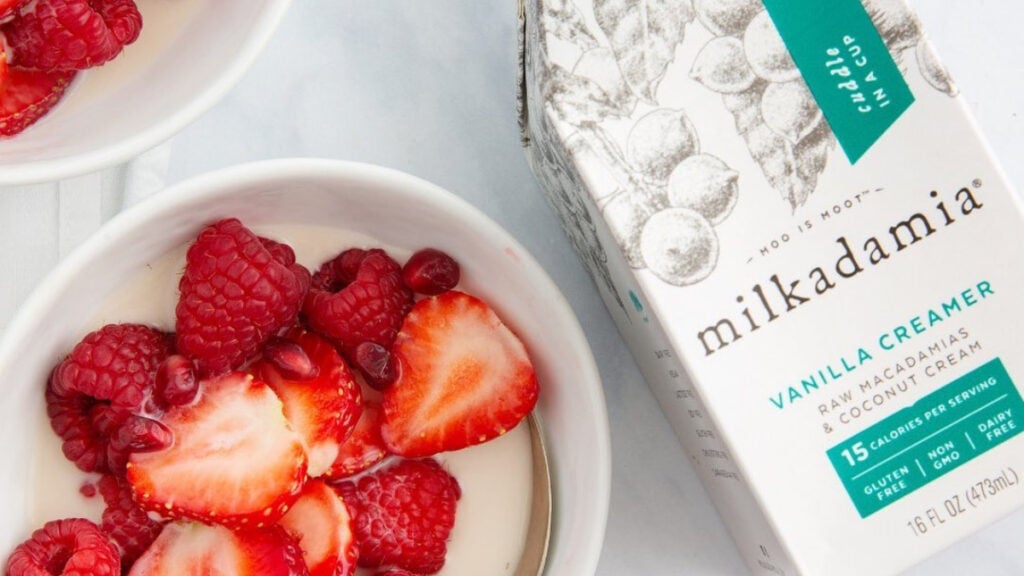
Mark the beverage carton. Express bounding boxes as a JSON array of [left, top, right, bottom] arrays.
[[518, 0, 1024, 574]]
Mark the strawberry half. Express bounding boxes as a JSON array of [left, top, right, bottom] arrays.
[[278, 480, 358, 576], [381, 291, 539, 457], [126, 373, 308, 529], [255, 328, 362, 477], [128, 522, 309, 576], [0, 66, 76, 137], [325, 399, 388, 480]]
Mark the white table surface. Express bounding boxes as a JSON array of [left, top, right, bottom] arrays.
[[1, 1, 1022, 574]]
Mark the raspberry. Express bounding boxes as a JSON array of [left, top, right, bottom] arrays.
[[1, 0, 142, 71], [262, 236, 313, 296], [97, 474, 166, 570], [334, 459, 460, 574], [311, 248, 368, 291], [175, 219, 309, 377], [0, 0, 31, 20], [303, 248, 412, 357], [401, 249, 460, 295], [5, 518, 120, 576], [46, 323, 173, 473]]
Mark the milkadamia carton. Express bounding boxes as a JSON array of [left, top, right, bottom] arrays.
[[519, 0, 1024, 574]]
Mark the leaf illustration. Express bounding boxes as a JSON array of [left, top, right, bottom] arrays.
[[593, 0, 694, 102], [722, 82, 834, 210], [544, 63, 631, 127], [541, 0, 599, 50], [862, 0, 921, 54]]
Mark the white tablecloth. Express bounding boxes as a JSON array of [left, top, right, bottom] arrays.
[[2, 1, 1022, 574]]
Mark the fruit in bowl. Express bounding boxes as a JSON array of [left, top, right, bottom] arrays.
[[1, 0, 145, 137], [5, 214, 542, 575], [0, 1, 291, 185], [0, 160, 610, 575]]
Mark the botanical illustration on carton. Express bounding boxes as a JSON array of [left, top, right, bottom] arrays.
[[527, 0, 957, 288]]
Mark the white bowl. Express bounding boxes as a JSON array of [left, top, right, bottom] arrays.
[[0, 0, 291, 186], [0, 159, 611, 575]]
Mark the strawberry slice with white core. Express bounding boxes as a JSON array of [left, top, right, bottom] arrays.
[[381, 290, 539, 457], [128, 522, 309, 576], [127, 373, 308, 529], [0, 65, 76, 137], [256, 328, 362, 477], [325, 399, 388, 479], [278, 480, 358, 576]]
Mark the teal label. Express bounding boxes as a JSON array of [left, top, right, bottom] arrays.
[[828, 359, 1023, 517], [762, 0, 915, 163]]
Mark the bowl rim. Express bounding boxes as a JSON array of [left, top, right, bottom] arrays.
[[0, 0, 294, 187], [0, 158, 612, 575]]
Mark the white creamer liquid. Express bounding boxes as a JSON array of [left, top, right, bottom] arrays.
[[31, 224, 534, 576]]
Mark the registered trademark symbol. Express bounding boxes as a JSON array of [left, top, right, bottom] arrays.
[[973, 178, 983, 188]]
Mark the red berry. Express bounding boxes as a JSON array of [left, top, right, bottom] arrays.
[[324, 400, 388, 480], [5, 518, 120, 576], [334, 459, 460, 574], [97, 474, 166, 570], [278, 480, 358, 576], [260, 236, 298, 266], [109, 414, 173, 453], [129, 522, 308, 576], [1, 0, 142, 71], [264, 337, 319, 381], [311, 248, 367, 291], [255, 328, 362, 477], [353, 341, 396, 391], [155, 355, 199, 407], [325, 397, 389, 477], [0, 66, 76, 137], [175, 219, 309, 377], [382, 291, 539, 457], [401, 249, 460, 295], [373, 571, 419, 576], [46, 323, 173, 472], [0, 0, 31, 20], [303, 248, 412, 358], [127, 373, 308, 529]]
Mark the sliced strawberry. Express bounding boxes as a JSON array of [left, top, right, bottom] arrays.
[[126, 373, 308, 529], [381, 291, 539, 457], [255, 328, 362, 477], [325, 399, 388, 480], [278, 480, 358, 576], [0, 44, 7, 92], [0, 66, 75, 137], [128, 522, 309, 576]]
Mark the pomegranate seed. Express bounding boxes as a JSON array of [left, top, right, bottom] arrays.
[[264, 337, 319, 380], [110, 415, 172, 453], [80, 482, 97, 498], [354, 341, 397, 391], [157, 355, 199, 407], [401, 248, 460, 295]]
